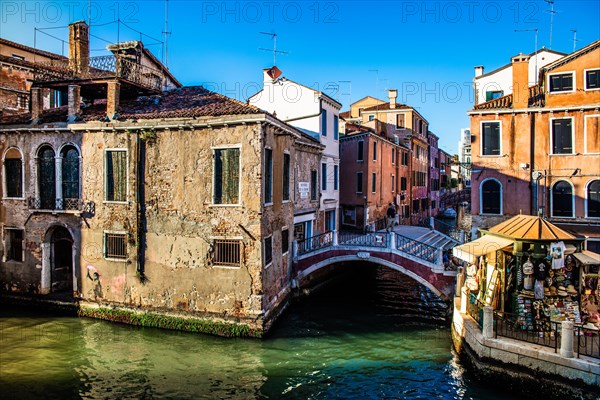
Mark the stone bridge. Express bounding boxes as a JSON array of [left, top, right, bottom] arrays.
[[292, 231, 458, 301]]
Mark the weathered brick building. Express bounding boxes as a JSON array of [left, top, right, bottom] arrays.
[[0, 21, 323, 336]]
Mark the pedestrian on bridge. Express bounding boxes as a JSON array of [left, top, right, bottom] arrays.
[[386, 203, 396, 232]]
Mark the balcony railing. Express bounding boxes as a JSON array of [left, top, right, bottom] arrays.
[[297, 231, 334, 255], [34, 55, 163, 92], [338, 231, 388, 248], [28, 197, 95, 214]]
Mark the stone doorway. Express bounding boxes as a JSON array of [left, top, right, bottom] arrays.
[[42, 226, 75, 294]]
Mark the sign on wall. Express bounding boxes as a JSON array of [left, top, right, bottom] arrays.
[[299, 182, 309, 198]]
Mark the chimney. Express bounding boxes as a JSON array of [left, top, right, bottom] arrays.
[[388, 89, 397, 109], [511, 53, 530, 109], [68, 21, 89, 76], [68, 84, 81, 122], [474, 66, 484, 77], [106, 81, 120, 120], [30, 87, 43, 121]]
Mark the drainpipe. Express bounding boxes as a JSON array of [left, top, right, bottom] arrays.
[[135, 130, 147, 281], [530, 112, 536, 214]]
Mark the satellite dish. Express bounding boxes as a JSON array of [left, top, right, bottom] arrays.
[[532, 171, 543, 180], [267, 66, 282, 80]]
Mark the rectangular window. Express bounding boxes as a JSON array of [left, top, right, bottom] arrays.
[[310, 170, 317, 200], [391, 175, 395, 192], [264, 236, 272, 265], [357, 140, 364, 161], [334, 165, 339, 190], [104, 232, 127, 259], [212, 239, 241, 267], [396, 114, 405, 129], [400, 177, 407, 191], [368, 115, 374, 121], [321, 109, 327, 136], [105, 150, 127, 202], [356, 172, 363, 193], [282, 229, 289, 255], [549, 72, 574, 93], [481, 122, 501, 156], [586, 69, 600, 90], [371, 172, 376, 193], [391, 148, 396, 164], [264, 148, 273, 203], [401, 152, 409, 166], [325, 210, 336, 232], [321, 163, 327, 191], [373, 142, 377, 161], [283, 153, 290, 201], [551, 119, 573, 154], [421, 198, 428, 210], [5, 229, 23, 262], [432, 200, 437, 209], [333, 116, 339, 140], [485, 90, 504, 101], [213, 148, 240, 204], [5, 158, 22, 198], [413, 199, 419, 213]]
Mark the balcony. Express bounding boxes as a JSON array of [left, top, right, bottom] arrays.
[[28, 197, 95, 214], [33, 55, 163, 92]]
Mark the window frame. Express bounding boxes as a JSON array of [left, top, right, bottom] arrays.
[[480, 121, 502, 157], [547, 71, 576, 94], [549, 116, 575, 155], [356, 171, 363, 194], [104, 148, 129, 204], [585, 179, 600, 219], [333, 164, 339, 191], [211, 144, 242, 207], [371, 172, 376, 193], [550, 180, 575, 218], [282, 151, 291, 202], [282, 228, 289, 255], [321, 109, 327, 136], [103, 230, 128, 261], [395, 113, 405, 130], [2, 146, 25, 200], [211, 238, 242, 268], [333, 115, 339, 140], [391, 174, 395, 193], [479, 178, 503, 216], [584, 114, 600, 154], [310, 170, 318, 201], [373, 142, 377, 162], [321, 162, 327, 191], [3, 227, 24, 262], [584, 68, 600, 91], [264, 235, 273, 267], [357, 140, 364, 162], [264, 147, 273, 205]]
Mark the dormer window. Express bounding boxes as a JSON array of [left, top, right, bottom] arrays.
[[548, 72, 574, 93]]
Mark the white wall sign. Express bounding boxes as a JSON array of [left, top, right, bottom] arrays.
[[299, 182, 310, 198]]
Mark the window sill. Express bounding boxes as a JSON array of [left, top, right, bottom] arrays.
[[549, 153, 575, 156], [479, 155, 504, 158], [548, 90, 575, 94], [104, 257, 128, 262], [583, 152, 600, 155], [584, 87, 600, 92], [549, 216, 575, 219], [103, 201, 129, 205], [357, 160, 364, 163], [213, 265, 241, 269], [264, 202, 273, 207], [209, 204, 242, 207], [480, 213, 503, 216], [264, 262, 272, 269], [2, 197, 26, 201], [283, 200, 291, 204]]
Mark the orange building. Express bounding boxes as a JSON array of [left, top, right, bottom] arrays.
[[469, 40, 600, 252]]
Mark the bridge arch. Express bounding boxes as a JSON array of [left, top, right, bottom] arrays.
[[298, 255, 447, 301]]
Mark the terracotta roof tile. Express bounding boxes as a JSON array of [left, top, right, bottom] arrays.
[[361, 102, 411, 112], [0, 37, 66, 60]]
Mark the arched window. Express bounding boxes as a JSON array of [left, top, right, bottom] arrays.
[[552, 180, 573, 217], [481, 179, 501, 214], [3, 147, 23, 198], [38, 145, 56, 210], [61, 146, 80, 206], [587, 180, 600, 218]]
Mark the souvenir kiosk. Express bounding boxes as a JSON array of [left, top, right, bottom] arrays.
[[454, 215, 600, 333]]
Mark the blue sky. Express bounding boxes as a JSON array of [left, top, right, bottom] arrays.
[[1, 0, 599, 153]]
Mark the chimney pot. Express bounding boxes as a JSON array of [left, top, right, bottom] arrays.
[[30, 87, 44, 121], [106, 81, 120, 120], [69, 21, 90, 76], [474, 65, 484, 78], [512, 54, 530, 109], [388, 89, 397, 109]]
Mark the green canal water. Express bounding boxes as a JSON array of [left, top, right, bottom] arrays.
[[0, 266, 515, 399]]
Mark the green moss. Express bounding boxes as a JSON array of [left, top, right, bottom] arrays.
[[78, 307, 262, 338]]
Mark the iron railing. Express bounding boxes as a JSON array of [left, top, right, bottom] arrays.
[[494, 311, 559, 351], [338, 231, 388, 248], [433, 218, 467, 244], [34, 55, 163, 91], [395, 232, 438, 263], [373, 218, 387, 232], [28, 197, 95, 213], [575, 326, 600, 360], [467, 294, 485, 328], [297, 231, 333, 255], [211, 239, 241, 267]]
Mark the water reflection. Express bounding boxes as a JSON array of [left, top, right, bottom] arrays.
[[1, 265, 513, 399]]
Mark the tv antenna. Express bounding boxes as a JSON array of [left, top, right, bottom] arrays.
[[515, 29, 539, 83], [162, 0, 172, 67], [544, 0, 557, 49], [570, 29, 579, 52], [259, 32, 288, 66]]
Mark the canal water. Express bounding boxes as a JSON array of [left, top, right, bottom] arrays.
[[0, 265, 515, 400]]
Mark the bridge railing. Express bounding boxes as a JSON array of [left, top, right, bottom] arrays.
[[338, 231, 388, 248], [297, 231, 334, 255], [395, 233, 439, 264]]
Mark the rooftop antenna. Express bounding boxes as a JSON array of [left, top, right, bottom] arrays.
[[162, 0, 171, 67], [544, 0, 557, 49], [515, 28, 539, 83], [570, 29, 579, 52], [259, 32, 288, 66]]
